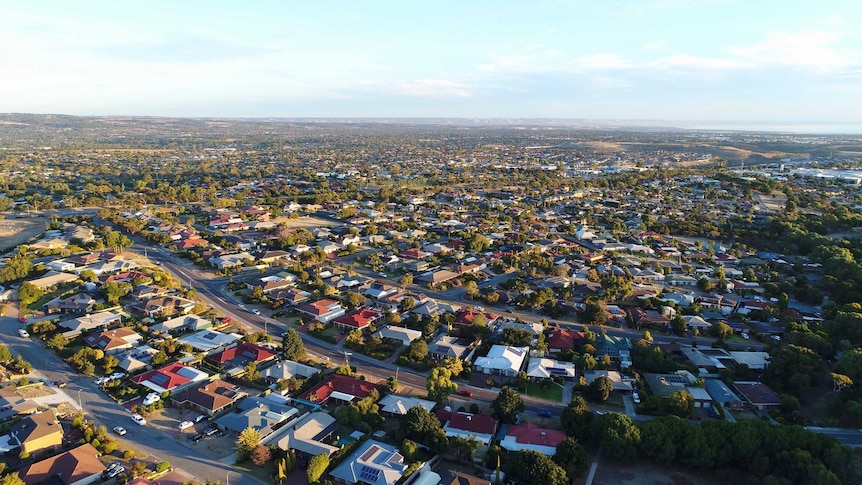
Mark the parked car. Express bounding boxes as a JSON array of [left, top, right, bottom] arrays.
[[632, 393, 641, 404], [106, 466, 125, 479], [536, 410, 553, 418], [193, 414, 208, 423], [204, 427, 219, 436], [251, 308, 261, 315], [459, 390, 474, 397], [113, 426, 127, 436], [109, 372, 126, 380], [191, 433, 204, 442], [178, 421, 193, 431], [131, 413, 146, 425], [54, 380, 67, 388], [142, 392, 161, 406], [94, 376, 111, 385], [17, 328, 30, 338], [18, 316, 27, 323], [105, 461, 122, 473]]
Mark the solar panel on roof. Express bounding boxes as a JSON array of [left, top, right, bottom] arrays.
[[360, 445, 380, 462], [359, 465, 381, 482]]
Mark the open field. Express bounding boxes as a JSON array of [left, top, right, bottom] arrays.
[[592, 459, 741, 485], [0, 216, 46, 249], [270, 215, 339, 228]]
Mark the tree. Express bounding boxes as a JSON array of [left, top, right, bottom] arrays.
[[598, 413, 641, 460], [554, 437, 588, 478], [402, 406, 443, 442], [671, 314, 687, 337], [402, 338, 428, 362], [235, 427, 262, 462], [45, 333, 69, 351], [561, 396, 594, 441], [585, 376, 613, 402], [491, 386, 525, 424], [0, 343, 13, 363], [427, 367, 457, 402], [250, 444, 272, 466], [0, 473, 25, 485], [281, 329, 306, 361], [398, 273, 413, 288], [666, 390, 694, 417], [830, 373, 852, 393], [399, 296, 416, 313], [508, 450, 568, 485], [464, 281, 479, 300], [306, 453, 330, 483], [708, 321, 733, 340], [244, 361, 261, 381], [17, 282, 43, 308], [344, 291, 366, 309], [102, 281, 129, 304], [582, 300, 608, 326]]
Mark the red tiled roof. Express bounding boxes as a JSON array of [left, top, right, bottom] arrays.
[[131, 362, 191, 390], [299, 374, 384, 403], [333, 309, 382, 329], [454, 309, 497, 325], [205, 343, 276, 364], [296, 299, 342, 316], [547, 329, 584, 349], [505, 422, 566, 447]]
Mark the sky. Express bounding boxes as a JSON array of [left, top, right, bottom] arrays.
[[2, 0, 862, 125]]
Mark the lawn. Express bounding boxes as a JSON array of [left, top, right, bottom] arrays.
[[525, 382, 563, 402], [604, 393, 626, 409], [234, 460, 274, 483]]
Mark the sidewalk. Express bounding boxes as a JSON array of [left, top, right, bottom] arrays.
[[561, 380, 574, 404]]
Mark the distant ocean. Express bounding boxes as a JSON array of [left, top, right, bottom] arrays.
[[689, 124, 862, 135]]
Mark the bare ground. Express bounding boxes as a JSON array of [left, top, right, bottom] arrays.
[[591, 459, 741, 485], [270, 215, 339, 228], [0, 217, 46, 249]]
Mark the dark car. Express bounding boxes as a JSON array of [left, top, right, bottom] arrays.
[[191, 433, 204, 442], [536, 410, 553, 418], [54, 380, 67, 388], [193, 414, 208, 423], [204, 427, 219, 436]]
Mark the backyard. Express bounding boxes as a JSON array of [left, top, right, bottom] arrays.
[[524, 381, 563, 402]]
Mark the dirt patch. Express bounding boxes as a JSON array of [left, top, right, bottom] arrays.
[[16, 382, 57, 399], [0, 217, 46, 249], [144, 406, 236, 459], [270, 215, 339, 228], [592, 459, 742, 485]]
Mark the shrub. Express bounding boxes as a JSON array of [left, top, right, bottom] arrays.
[[155, 461, 171, 473], [123, 450, 135, 460]]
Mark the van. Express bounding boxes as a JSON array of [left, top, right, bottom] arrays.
[[179, 421, 193, 431], [632, 393, 641, 404]]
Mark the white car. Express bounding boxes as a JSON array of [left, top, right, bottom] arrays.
[[131, 413, 146, 426], [94, 376, 111, 385], [251, 308, 261, 315], [113, 426, 127, 436], [143, 392, 162, 406], [18, 328, 30, 338], [178, 420, 193, 431], [105, 466, 125, 479], [109, 372, 126, 380], [632, 392, 641, 404], [142, 393, 161, 406]]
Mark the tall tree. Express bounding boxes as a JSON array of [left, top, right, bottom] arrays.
[[427, 367, 457, 403], [281, 329, 306, 361], [491, 386, 524, 424]]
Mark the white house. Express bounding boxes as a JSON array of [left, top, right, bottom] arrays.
[[474, 345, 528, 377]]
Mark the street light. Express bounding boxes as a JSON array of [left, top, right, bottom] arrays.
[[226, 471, 232, 485], [395, 366, 400, 382], [343, 351, 352, 366], [77, 389, 84, 415]]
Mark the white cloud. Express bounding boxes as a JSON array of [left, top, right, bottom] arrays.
[[649, 54, 746, 70], [392, 79, 473, 98], [575, 54, 634, 70], [731, 31, 855, 72]]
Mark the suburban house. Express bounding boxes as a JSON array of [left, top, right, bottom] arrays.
[[733, 381, 782, 410], [499, 422, 566, 456], [427, 334, 472, 361], [329, 440, 408, 485], [149, 314, 212, 335], [299, 375, 384, 406], [177, 330, 242, 352], [215, 397, 299, 437], [272, 287, 311, 306], [377, 394, 436, 417], [374, 325, 422, 347], [0, 385, 40, 420], [28, 271, 80, 290], [434, 411, 498, 445], [277, 412, 339, 458], [84, 327, 144, 354], [132, 295, 196, 317], [643, 373, 699, 403], [704, 379, 744, 411], [582, 370, 634, 392], [261, 360, 321, 384], [58, 311, 123, 338], [595, 334, 632, 368], [332, 309, 383, 332], [2, 411, 64, 455], [473, 345, 528, 377], [246, 275, 296, 295], [19, 443, 105, 485], [116, 346, 159, 373], [130, 284, 169, 301], [547, 329, 584, 353], [131, 362, 210, 394], [204, 343, 277, 375], [526, 358, 576, 380], [171, 379, 248, 417], [43, 293, 96, 315], [296, 299, 347, 323], [438, 471, 490, 485]]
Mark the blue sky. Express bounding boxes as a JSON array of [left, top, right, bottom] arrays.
[[2, 0, 861, 123]]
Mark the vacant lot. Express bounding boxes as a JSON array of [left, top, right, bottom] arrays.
[[0, 217, 46, 249], [271, 215, 339, 228], [591, 459, 740, 485]]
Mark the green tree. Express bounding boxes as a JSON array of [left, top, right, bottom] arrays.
[[102, 281, 130, 304], [666, 390, 695, 417], [582, 300, 608, 326], [17, 282, 43, 308], [561, 396, 594, 441], [402, 405, 443, 442], [554, 437, 588, 478], [670, 314, 687, 337], [585, 376, 613, 402], [0, 473, 25, 485], [0, 343, 14, 363], [508, 450, 568, 485], [427, 367, 457, 402], [306, 453, 329, 483], [235, 427, 262, 462], [491, 386, 525, 424], [708, 321, 733, 340], [598, 413, 641, 460], [281, 329, 306, 361], [403, 338, 428, 362], [398, 273, 413, 288]]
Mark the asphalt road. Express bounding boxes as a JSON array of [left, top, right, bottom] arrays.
[[0, 309, 259, 485]]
